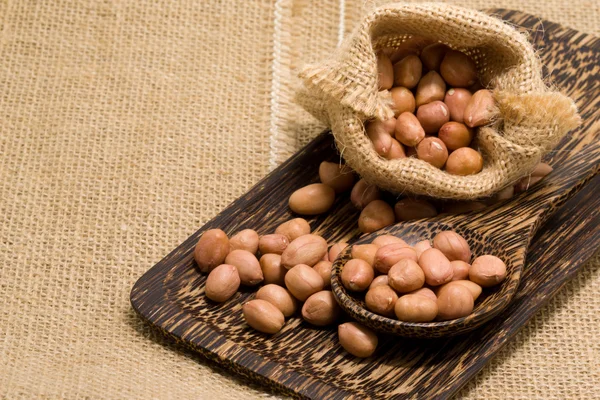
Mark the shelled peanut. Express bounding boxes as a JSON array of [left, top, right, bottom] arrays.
[[370, 44, 498, 175], [195, 218, 377, 357], [340, 230, 507, 323], [287, 158, 553, 234]]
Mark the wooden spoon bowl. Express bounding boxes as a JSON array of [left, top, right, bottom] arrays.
[[331, 141, 600, 337]]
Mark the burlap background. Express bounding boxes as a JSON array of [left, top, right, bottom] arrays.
[[0, 1, 597, 399]]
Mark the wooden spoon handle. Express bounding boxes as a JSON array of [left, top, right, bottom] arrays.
[[502, 140, 600, 231]]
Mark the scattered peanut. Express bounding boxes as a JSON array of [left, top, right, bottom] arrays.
[[258, 234, 289, 255], [229, 229, 259, 254], [358, 200, 395, 233], [275, 218, 311, 241], [256, 284, 298, 317], [194, 229, 230, 273], [205, 264, 240, 302], [302, 290, 341, 326], [225, 249, 264, 286], [281, 234, 328, 269], [289, 183, 336, 215], [242, 299, 285, 334], [338, 322, 378, 358], [319, 161, 355, 193], [284, 264, 325, 301], [259, 254, 286, 286]]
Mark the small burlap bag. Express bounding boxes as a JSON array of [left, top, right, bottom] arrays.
[[298, 2, 580, 199]]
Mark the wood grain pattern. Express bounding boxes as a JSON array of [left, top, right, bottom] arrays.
[[131, 10, 600, 399]]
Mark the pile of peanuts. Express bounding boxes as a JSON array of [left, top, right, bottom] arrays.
[[194, 218, 506, 358], [289, 160, 553, 233], [370, 43, 496, 174], [340, 231, 506, 324], [195, 220, 356, 351]]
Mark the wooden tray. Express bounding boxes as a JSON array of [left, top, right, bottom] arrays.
[[131, 10, 600, 399]]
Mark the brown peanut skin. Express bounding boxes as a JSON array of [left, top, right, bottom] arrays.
[[413, 240, 432, 258], [194, 229, 230, 273], [390, 87, 416, 116], [445, 148, 484, 176], [256, 284, 298, 317], [514, 163, 553, 192], [319, 161, 355, 193], [394, 198, 438, 221], [369, 275, 390, 290], [469, 255, 507, 287], [395, 112, 425, 146], [366, 119, 395, 156], [284, 264, 325, 301], [372, 235, 407, 248], [377, 53, 394, 90], [440, 50, 477, 88], [464, 89, 496, 128], [328, 242, 349, 262], [281, 234, 328, 269], [418, 248, 454, 286], [416, 100, 450, 134], [350, 179, 381, 210], [438, 122, 473, 150], [313, 261, 333, 289], [288, 183, 335, 215], [436, 283, 474, 321], [386, 139, 406, 160], [408, 287, 437, 302], [351, 244, 379, 266], [258, 234, 289, 255], [365, 285, 398, 317], [450, 260, 471, 281], [416, 137, 448, 169], [225, 249, 264, 286], [338, 322, 378, 358], [420, 43, 449, 71], [341, 258, 374, 292], [242, 299, 285, 334], [395, 294, 438, 322], [451, 280, 482, 300], [358, 200, 395, 233], [302, 290, 341, 326], [275, 218, 311, 241], [373, 244, 418, 274], [433, 231, 472, 263], [415, 71, 446, 107], [205, 264, 240, 302], [259, 254, 286, 286], [444, 88, 472, 122], [388, 259, 425, 293], [229, 229, 259, 254], [393, 55, 422, 89]]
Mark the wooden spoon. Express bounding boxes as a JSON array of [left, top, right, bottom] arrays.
[[331, 141, 600, 338]]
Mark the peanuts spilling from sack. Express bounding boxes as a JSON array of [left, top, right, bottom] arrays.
[[371, 44, 496, 174], [194, 220, 506, 358], [288, 160, 552, 233]]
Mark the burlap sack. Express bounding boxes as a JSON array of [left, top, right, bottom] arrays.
[[299, 3, 581, 199]]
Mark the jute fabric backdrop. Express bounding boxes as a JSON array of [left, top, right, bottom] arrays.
[[0, 1, 598, 399]]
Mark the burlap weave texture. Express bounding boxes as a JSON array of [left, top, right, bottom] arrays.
[[0, 0, 598, 399]]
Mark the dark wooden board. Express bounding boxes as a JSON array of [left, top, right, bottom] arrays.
[[131, 10, 600, 399]]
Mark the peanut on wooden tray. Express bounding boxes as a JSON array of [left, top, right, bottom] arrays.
[[194, 219, 506, 358]]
